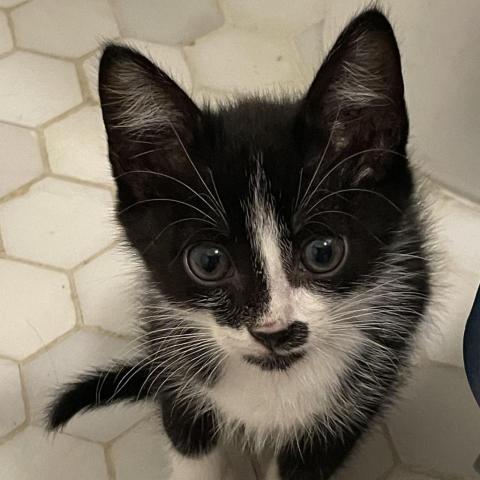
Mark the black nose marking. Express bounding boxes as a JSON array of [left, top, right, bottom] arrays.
[[249, 321, 308, 351]]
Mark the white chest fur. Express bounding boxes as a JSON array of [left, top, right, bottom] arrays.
[[204, 347, 353, 452]]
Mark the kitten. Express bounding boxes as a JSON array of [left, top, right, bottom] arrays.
[[47, 8, 431, 480]]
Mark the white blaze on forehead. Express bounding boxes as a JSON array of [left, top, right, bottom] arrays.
[[247, 166, 291, 328]]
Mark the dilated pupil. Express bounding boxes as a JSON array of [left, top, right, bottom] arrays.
[[198, 248, 222, 273], [311, 240, 333, 265]]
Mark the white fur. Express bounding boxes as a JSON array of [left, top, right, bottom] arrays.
[[249, 170, 292, 332]]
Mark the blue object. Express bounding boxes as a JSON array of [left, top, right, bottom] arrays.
[[464, 285, 480, 407], [463, 284, 480, 473]]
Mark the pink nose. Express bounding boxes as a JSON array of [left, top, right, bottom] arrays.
[[248, 321, 308, 351]]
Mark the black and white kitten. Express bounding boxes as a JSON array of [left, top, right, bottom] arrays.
[[48, 9, 431, 480]]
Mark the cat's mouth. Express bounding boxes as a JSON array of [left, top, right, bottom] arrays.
[[243, 350, 305, 371]]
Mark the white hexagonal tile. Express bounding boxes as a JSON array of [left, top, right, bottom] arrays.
[[0, 0, 26, 6], [0, 359, 26, 436], [185, 28, 303, 93], [0, 11, 13, 54], [45, 106, 112, 185], [111, 0, 223, 45], [83, 39, 192, 102], [0, 123, 43, 198], [111, 419, 172, 480], [0, 178, 114, 268], [0, 259, 75, 360], [0, 425, 109, 479], [387, 469, 438, 480], [432, 192, 480, 277], [294, 20, 325, 81], [12, 0, 119, 58], [75, 246, 139, 336], [222, 0, 325, 32], [387, 363, 480, 477], [23, 330, 149, 442], [0, 52, 82, 127], [425, 267, 478, 367], [333, 427, 395, 480]]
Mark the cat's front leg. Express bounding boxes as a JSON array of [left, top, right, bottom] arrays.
[[274, 429, 360, 480], [161, 391, 223, 479]]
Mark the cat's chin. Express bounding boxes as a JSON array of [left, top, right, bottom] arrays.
[[242, 350, 305, 371]]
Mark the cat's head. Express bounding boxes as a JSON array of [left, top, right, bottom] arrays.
[[99, 9, 428, 376]]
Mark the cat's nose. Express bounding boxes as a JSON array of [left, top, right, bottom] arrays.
[[249, 321, 308, 351]]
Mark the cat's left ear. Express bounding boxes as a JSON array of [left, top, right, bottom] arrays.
[[299, 9, 409, 184]]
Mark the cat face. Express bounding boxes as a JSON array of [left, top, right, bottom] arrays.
[[99, 12, 429, 378]]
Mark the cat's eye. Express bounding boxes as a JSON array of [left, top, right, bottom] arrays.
[[185, 244, 231, 283], [302, 237, 346, 274]]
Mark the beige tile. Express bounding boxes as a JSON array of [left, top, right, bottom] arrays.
[[0, 0, 26, 6], [12, 0, 119, 58], [0, 52, 82, 127], [23, 329, 148, 442], [0, 259, 75, 360], [0, 123, 42, 198], [111, 0, 223, 45], [0, 425, 109, 479], [387, 468, 439, 480], [333, 427, 395, 480], [45, 106, 112, 185], [425, 267, 478, 367], [222, 0, 325, 32], [432, 193, 480, 277], [0, 178, 114, 268], [387, 363, 480, 477], [186, 28, 303, 93], [75, 246, 139, 336], [111, 419, 172, 480], [0, 11, 12, 54], [294, 20, 325, 81], [0, 359, 25, 436]]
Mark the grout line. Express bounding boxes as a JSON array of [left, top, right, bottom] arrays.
[[399, 464, 463, 480], [39, 101, 88, 130], [67, 271, 84, 327], [48, 172, 114, 193], [36, 128, 51, 173], [381, 422, 401, 465], [70, 240, 118, 273], [435, 182, 480, 211], [423, 356, 465, 374], [18, 325, 81, 367], [15, 45, 100, 63], [80, 324, 136, 341], [1, 253, 67, 273], [74, 55, 95, 102], [0, 173, 45, 205], [0, 363, 30, 447], [104, 444, 117, 480], [3, 0, 31, 13], [4, 7, 17, 50]]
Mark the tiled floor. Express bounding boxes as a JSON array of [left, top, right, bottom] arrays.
[[0, 1, 479, 479]]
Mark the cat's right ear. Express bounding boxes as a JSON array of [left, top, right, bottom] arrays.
[[99, 44, 202, 202]]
